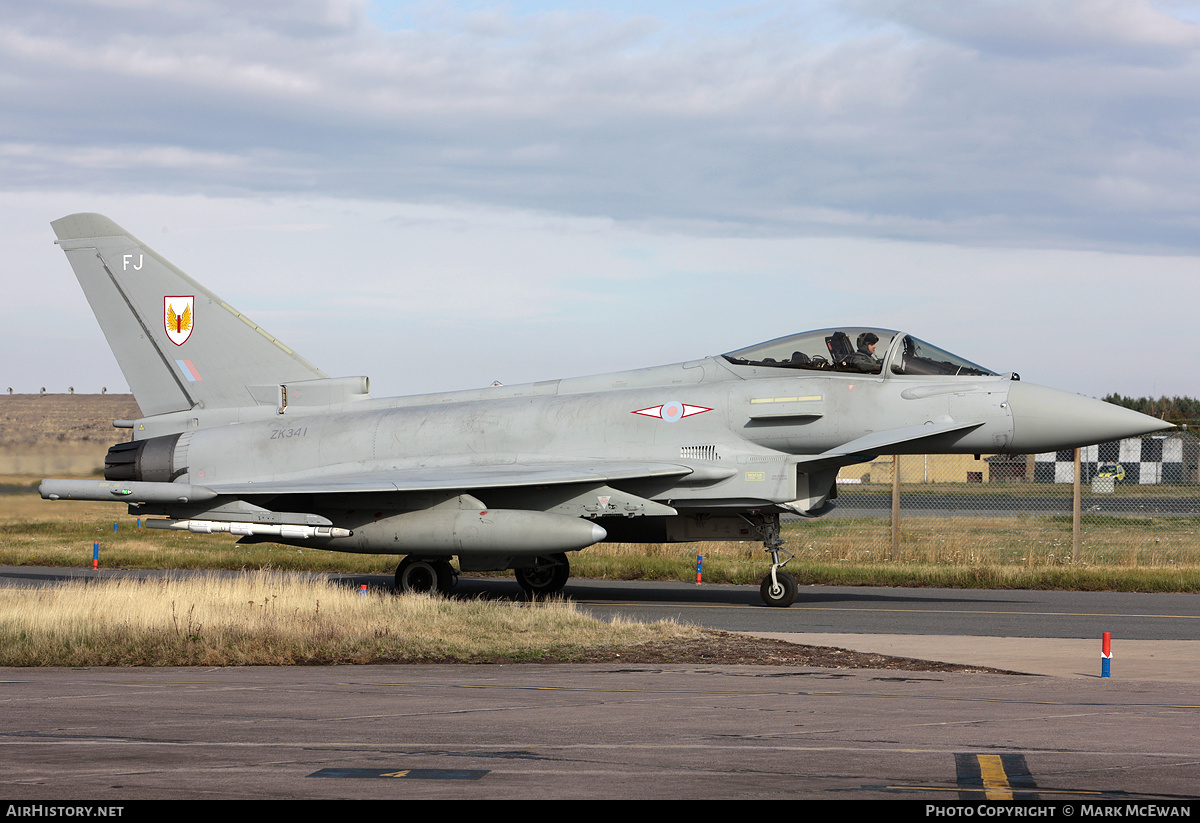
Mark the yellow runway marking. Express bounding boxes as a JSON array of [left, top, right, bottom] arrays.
[[885, 785, 1108, 797], [977, 754, 1012, 800]]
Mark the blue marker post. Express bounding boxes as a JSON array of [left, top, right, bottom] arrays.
[[92, 542, 99, 570], [359, 584, 368, 597], [695, 555, 704, 585], [1102, 632, 1112, 678]]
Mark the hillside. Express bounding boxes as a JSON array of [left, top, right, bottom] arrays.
[[0, 394, 142, 477]]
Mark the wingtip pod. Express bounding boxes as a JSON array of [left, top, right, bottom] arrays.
[[1007, 382, 1175, 453], [39, 478, 217, 504]]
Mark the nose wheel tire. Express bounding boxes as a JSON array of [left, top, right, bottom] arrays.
[[760, 570, 797, 607]]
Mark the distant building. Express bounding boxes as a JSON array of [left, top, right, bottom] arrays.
[[984, 454, 1027, 483], [841, 453, 993, 485]]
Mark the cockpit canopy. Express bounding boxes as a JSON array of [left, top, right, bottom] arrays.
[[722, 328, 997, 378]]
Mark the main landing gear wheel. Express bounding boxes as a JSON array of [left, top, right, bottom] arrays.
[[760, 570, 797, 608], [514, 553, 570, 598], [395, 558, 456, 594]]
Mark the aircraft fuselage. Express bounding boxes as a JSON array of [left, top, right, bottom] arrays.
[[41, 213, 1174, 605]]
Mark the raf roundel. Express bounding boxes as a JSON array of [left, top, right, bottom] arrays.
[[631, 402, 713, 422]]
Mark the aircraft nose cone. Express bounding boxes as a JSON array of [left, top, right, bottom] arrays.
[[1007, 382, 1173, 453]]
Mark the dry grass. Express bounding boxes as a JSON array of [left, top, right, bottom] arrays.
[[5, 487, 1200, 591], [784, 514, 1200, 568], [0, 572, 708, 666], [578, 514, 1200, 591], [0, 394, 140, 446], [0, 491, 397, 573]]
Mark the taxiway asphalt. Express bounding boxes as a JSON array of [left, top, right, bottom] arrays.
[[1, 663, 1197, 801], [1, 568, 1197, 800]]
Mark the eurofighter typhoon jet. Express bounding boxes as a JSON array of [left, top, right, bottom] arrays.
[[41, 214, 1172, 606]]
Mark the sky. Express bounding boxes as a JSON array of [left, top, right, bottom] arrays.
[[3, 0, 1199, 401]]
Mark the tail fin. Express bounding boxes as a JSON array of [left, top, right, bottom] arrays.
[[52, 213, 327, 416]]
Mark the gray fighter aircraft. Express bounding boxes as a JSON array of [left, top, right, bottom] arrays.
[[40, 213, 1172, 606]]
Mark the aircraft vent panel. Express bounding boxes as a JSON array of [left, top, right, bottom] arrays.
[[680, 445, 719, 461]]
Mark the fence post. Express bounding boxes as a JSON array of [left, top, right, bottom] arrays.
[[1073, 447, 1081, 563], [891, 454, 900, 556]]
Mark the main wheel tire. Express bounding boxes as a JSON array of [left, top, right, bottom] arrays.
[[760, 570, 797, 607], [395, 558, 443, 594], [514, 553, 570, 598]]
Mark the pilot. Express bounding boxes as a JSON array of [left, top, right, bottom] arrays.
[[858, 333, 879, 357], [847, 332, 881, 372]]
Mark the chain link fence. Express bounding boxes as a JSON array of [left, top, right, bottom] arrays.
[[799, 432, 1200, 568]]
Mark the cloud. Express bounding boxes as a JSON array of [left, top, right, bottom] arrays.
[[1, 0, 1198, 253], [865, 0, 1200, 65], [3, 3, 1199, 400], [6, 190, 1196, 401]]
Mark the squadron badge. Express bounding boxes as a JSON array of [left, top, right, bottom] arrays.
[[164, 295, 194, 346]]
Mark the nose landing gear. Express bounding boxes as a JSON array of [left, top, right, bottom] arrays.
[[760, 553, 798, 607], [742, 512, 797, 607]]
